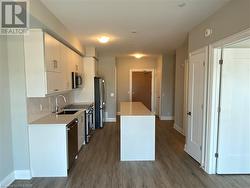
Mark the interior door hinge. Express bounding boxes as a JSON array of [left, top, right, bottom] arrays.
[[203, 61, 205, 66], [200, 146, 202, 151], [215, 153, 219, 158], [219, 59, 223, 65]]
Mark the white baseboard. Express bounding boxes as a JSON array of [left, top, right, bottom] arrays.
[[160, 116, 174, 120], [0, 170, 31, 187], [104, 118, 116, 122], [0, 171, 15, 187], [14, 170, 31, 180], [174, 123, 185, 135]]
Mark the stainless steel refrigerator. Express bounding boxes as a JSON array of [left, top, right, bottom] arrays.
[[94, 77, 105, 129]]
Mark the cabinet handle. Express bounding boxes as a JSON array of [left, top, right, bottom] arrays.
[[54, 89, 59, 91]]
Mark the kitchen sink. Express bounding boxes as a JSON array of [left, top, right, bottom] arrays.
[[57, 110, 78, 115]]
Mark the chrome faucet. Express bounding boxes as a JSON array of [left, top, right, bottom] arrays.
[[55, 95, 67, 113]]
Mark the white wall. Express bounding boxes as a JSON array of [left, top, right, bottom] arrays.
[[0, 36, 14, 183], [161, 54, 175, 120], [174, 39, 188, 134], [97, 56, 117, 120], [7, 36, 30, 173], [189, 0, 250, 52]]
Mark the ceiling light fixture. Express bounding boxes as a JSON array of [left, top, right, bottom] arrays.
[[98, 36, 110, 43], [131, 53, 145, 59]]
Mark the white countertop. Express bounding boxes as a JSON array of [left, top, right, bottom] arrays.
[[120, 102, 154, 116], [29, 109, 85, 126]]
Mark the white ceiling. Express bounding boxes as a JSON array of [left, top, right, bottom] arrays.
[[40, 0, 231, 55]]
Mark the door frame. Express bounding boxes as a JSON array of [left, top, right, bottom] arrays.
[[129, 69, 155, 113], [206, 28, 250, 174], [185, 47, 209, 168], [183, 59, 189, 136]]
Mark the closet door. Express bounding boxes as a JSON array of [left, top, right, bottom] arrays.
[[217, 48, 250, 174], [186, 49, 206, 163]]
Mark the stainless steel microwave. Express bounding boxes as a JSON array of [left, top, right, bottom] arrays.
[[72, 72, 83, 89]]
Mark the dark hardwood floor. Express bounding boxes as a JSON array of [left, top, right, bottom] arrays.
[[10, 119, 250, 188]]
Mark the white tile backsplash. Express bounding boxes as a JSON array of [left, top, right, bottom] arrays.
[[27, 92, 73, 123]]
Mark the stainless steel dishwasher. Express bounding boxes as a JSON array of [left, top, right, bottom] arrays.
[[67, 119, 78, 169]]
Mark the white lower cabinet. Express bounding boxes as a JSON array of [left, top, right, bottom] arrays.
[[29, 125, 68, 177], [77, 111, 85, 151]]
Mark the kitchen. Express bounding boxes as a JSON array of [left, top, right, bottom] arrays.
[[24, 29, 107, 176], [1, 0, 250, 187], [24, 28, 156, 177]]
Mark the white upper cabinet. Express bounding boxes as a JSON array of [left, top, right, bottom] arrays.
[[60, 43, 71, 90], [24, 29, 82, 97], [44, 33, 61, 73]]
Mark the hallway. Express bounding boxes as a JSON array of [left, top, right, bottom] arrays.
[[11, 120, 250, 188]]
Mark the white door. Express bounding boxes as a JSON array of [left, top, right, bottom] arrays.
[[217, 48, 250, 174], [186, 50, 206, 163]]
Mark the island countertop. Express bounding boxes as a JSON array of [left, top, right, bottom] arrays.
[[120, 102, 154, 116]]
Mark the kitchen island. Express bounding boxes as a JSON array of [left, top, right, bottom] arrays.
[[120, 102, 155, 161]]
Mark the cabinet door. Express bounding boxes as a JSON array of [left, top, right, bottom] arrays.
[[46, 72, 64, 94], [66, 47, 74, 89], [60, 44, 71, 90], [44, 33, 61, 73]]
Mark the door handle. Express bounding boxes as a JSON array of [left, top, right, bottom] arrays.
[[187, 112, 192, 116]]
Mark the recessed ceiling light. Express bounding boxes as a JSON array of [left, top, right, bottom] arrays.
[[131, 53, 145, 59], [98, 36, 110, 43]]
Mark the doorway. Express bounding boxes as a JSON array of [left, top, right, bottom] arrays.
[[206, 29, 250, 174], [129, 69, 154, 111], [216, 41, 250, 174]]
